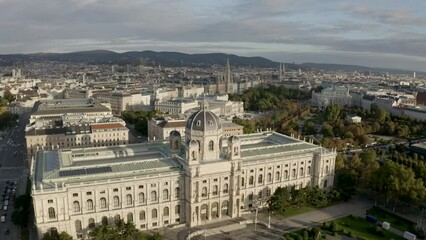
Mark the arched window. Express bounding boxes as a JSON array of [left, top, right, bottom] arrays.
[[75, 220, 82, 231], [101, 216, 108, 225], [151, 191, 157, 202], [175, 205, 180, 215], [48, 207, 56, 219], [87, 199, 94, 210], [114, 214, 120, 222], [126, 194, 132, 205], [164, 207, 169, 216], [209, 140, 214, 151], [249, 176, 254, 185], [88, 218, 95, 229], [73, 201, 80, 212], [292, 169, 296, 178], [324, 179, 328, 188], [191, 151, 196, 160], [300, 167, 304, 176], [175, 187, 180, 198], [258, 190, 263, 199], [276, 171, 280, 181], [241, 177, 245, 186], [212, 185, 218, 195], [258, 174, 263, 184], [139, 192, 145, 203], [152, 208, 158, 218], [248, 193, 253, 201], [223, 183, 228, 194], [163, 189, 169, 200], [326, 165, 329, 174], [308, 166, 311, 175], [201, 187, 207, 197], [113, 196, 120, 207], [140, 210, 146, 220], [100, 197, 107, 209], [127, 212, 133, 223], [267, 173, 272, 182]]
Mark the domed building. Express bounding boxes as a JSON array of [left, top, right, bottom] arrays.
[[31, 102, 337, 238]]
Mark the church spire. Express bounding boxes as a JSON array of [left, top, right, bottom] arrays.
[[225, 58, 233, 93]]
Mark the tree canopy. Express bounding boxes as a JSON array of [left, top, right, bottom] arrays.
[[90, 219, 164, 240]]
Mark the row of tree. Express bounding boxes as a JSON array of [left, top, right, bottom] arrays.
[[229, 85, 311, 111], [121, 110, 158, 136]]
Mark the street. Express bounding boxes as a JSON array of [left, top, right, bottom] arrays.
[[0, 112, 31, 239]]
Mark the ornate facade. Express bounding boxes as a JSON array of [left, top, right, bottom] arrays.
[[31, 104, 336, 239]]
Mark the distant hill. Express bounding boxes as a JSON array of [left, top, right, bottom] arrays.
[[0, 50, 421, 74]]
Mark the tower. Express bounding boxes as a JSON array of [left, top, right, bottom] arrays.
[[224, 59, 233, 94], [279, 63, 285, 81]]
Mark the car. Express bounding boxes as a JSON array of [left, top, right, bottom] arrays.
[[3, 205, 7, 211], [0, 216, 5, 223], [13, 181, 17, 185]]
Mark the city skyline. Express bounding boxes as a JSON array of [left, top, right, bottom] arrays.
[[1, 0, 426, 71]]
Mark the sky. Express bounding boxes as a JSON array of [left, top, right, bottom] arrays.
[[0, 0, 426, 71]]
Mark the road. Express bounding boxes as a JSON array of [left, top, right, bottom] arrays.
[[0, 112, 31, 239]]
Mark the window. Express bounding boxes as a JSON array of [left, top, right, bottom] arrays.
[[249, 176, 254, 185], [266, 188, 271, 197], [191, 151, 196, 160], [48, 207, 56, 219], [113, 188, 118, 192], [127, 213, 133, 223], [258, 174, 263, 184], [114, 214, 120, 222], [152, 209, 158, 218], [151, 191, 157, 202], [113, 196, 120, 207], [201, 187, 207, 197], [323, 179, 328, 188], [292, 169, 296, 178], [86, 192, 92, 196], [300, 167, 304, 176], [164, 207, 169, 217], [248, 193, 253, 201], [267, 173, 272, 182], [326, 166, 329, 174], [276, 171, 280, 181], [87, 199, 94, 210], [258, 190, 262, 199], [75, 220, 82, 231], [196, 120, 201, 126], [126, 194, 133, 205], [140, 210, 146, 220], [241, 177, 245, 186], [73, 193, 78, 197], [175, 205, 180, 215], [101, 216, 108, 225], [139, 185, 144, 189], [223, 183, 228, 194], [163, 189, 169, 200], [48, 199, 53, 203], [209, 140, 214, 151], [88, 218, 95, 229], [212, 185, 218, 196], [100, 198, 107, 209], [175, 187, 180, 198], [126, 187, 131, 190], [73, 201, 80, 212], [139, 192, 145, 203], [308, 166, 311, 175]]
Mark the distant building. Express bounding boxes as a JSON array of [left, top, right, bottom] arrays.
[[206, 59, 234, 94], [311, 85, 352, 109], [346, 115, 361, 123]]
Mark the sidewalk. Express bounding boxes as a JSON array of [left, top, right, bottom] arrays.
[[175, 195, 374, 240]]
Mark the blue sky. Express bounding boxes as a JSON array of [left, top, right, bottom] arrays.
[[0, 0, 425, 70]]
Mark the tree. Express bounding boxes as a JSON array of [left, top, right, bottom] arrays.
[[321, 124, 334, 137], [268, 187, 290, 215], [11, 195, 32, 227], [335, 172, 357, 200], [3, 90, 15, 103], [42, 231, 73, 240], [324, 104, 341, 123], [90, 219, 163, 240]]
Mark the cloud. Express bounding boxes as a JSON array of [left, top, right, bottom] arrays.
[[0, 0, 425, 70]]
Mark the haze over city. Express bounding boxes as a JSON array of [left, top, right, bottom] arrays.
[[1, 0, 426, 71]]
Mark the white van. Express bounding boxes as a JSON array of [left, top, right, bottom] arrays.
[[1, 215, 5, 223], [3, 205, 7, 211]]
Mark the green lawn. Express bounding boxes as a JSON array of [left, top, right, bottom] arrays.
[[333, 216, 405, 240], [366, 207, 416, 233]]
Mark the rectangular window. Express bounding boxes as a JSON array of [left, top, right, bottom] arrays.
[[202, 180, 207, 183], [224, 177, 228, 180], [86, 192, 92, 195], [100, 190, 105, 194], [126, 187, 131, 190], [73, 193, 78, 197], [139, 185, 144, 189], [48, 200, 53, 203], [152, 222, 158, 227], [140, 224, 146, 229], [113, 188, 118, 192]]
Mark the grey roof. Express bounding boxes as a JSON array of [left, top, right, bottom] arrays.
[[186, 109, 221, 132], [33, 143, 182, 190]]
